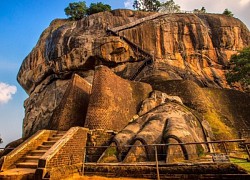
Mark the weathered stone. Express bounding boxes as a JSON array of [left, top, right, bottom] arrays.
[[84, 65, 152, 131], [111, 91, 210, 162], [143, 78, 250, 141], [138, 90, 183, 116], [17, 10, 154, 94], [17, 10, 250, 95], [23, 79, 69, 138], [123, 140, 148, 163]]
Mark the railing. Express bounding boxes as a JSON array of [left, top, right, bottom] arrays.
[[85, 139, 249, 164], [129, 58, 153, 80], [84, 139, 250, 180], [0, 130, 54, 171], [107, 29, 152, 59], [239, 129, 250, 138], [106, 28, 154, 81]]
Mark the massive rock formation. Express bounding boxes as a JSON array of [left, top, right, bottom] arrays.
[[18, 10, 249, 94], [17, 9, 249, 147]]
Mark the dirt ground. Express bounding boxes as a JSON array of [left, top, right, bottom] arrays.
[[63, 174, 148, 180]]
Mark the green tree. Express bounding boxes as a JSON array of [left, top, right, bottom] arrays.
[[86, 2, 111, 15], [64, 1, 87, 20], [226, 47, 250, 86], [133, 0, 180, 13], [200, 7, 206, 13], [193, 6, 206, 13], [223, 8, 234, 17], [193, 9, 199, 13], [133, 0, 161, 12], [160, 0, 180, 13]]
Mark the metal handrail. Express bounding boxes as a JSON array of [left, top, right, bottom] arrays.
[[85, 139, 246, 149]]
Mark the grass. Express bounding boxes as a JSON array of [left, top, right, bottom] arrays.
[[230, 158, 250, 173]]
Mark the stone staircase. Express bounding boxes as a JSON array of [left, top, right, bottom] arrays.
[[0, 127, 88, 179], [107, 28, 154, 81], [110, 12, 169, 33], [0, 131, 66, 180], [129, 58, 153, 81], [16, 131, 65, 169]]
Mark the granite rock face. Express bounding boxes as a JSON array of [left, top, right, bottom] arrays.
[[17, 10, 249, 95], [23, 79, 69, 137]]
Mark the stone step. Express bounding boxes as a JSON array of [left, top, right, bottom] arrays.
[[42, 141, 57, 146], [22, 158, 39, 163], [25, 155, 42, 160], [48, 136, 61, 141], [16, 162, 38, 169], [53, 133, 64, 137], [21, 155, 40, 163], [37, 145, 52, 150], [29, 150, 47, 156], [22, 156, 42, 163], [55, 131, 66, 136]]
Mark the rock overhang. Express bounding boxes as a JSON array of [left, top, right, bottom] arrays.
[[17, 9, 250, 95]]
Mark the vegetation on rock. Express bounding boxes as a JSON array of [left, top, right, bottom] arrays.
[[160, 0, 181, 13], [64, 1, 87, 20], [86, 2, 111, 15], [133, 0, 161, 12], [133, 0, 180, 12], [193, 7, 206, 13], [223, 8, 234, 17], [226, 47, 250, 87], [65, 1, 112, 20]]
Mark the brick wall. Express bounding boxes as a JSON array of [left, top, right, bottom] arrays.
[[0, 130, 54, 171], [85, 66, 152, 131], [49, 163, 83, 179], [37, 127, 88, 178], [49, 74, 91, 131]]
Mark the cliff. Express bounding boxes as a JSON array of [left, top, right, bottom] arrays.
[[17, 9, 249, 140], [17, 9, 249, 94]]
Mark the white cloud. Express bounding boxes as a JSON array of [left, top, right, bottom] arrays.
[[174, 0, 250, 28], [240, 0, 250, 6], [0, 82, 17, 104], [124, 0, 134, 9]]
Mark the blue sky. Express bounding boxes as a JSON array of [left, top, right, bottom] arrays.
[[0, 0, 249, 148]]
